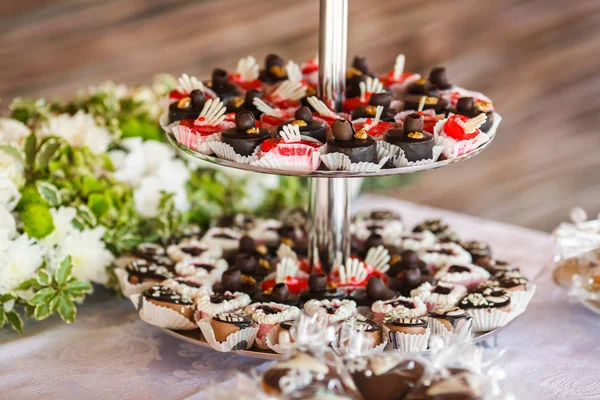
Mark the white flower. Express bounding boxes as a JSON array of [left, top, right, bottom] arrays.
[[110, 138, 190, 218], [0, 118, 30, 145], [0, 178, 21, 211], [0, 234, 44, 295], [39, 111, 112, 154], [87, 80, 129, 99], [0, 207, 16, 240], [0, 151, 25, 188], [41, 207, 78, 249], [48, 226, 113, 285], [132, 86, 162, 120]]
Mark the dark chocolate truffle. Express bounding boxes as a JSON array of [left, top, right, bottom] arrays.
[[428, 66, 453, 90], [208, 68, 239, 100], [259, 54, 287, 84], [275, 106, 327, 143]]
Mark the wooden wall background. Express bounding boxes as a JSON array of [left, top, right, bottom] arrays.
[[1, 0, 599, 232]]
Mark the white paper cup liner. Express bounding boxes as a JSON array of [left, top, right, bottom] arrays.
[[320, 152, 389, 172], [254, 335, 269, 350], [115, 268, 155, 299], [331, 339, 388, 357], [172, 125, 199, 151], [135, 295, 197, 330], [159, 113, 177, 133], [252, 144, 321, 170], [510, 284, 537, 314], [429, 317, 452, 338], [378, 141, 443, 168], [209, 141, 260, 164], [433, 114, 493, 159], [265, 327, 290, 355], [466, 308, 514, 333], [198, 317, 258, 352], [385, 326, 430, 352]]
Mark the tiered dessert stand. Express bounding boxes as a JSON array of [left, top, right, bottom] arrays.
[[163, 0, 506, 359]]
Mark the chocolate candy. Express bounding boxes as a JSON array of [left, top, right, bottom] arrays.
[[328, 119, 378, 163], [385, 113, 434, 162], [208, 68, 239, 100], [221, 111, 270, 156], [276, 106, 327, 143], [428, 66, 452, 90]]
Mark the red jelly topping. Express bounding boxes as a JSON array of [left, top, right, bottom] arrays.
[[343, 95, 370, 113], [169, 89, 187, 101], [261, 277, 308, 295], [261, 138, 320, 154], [229, 73, 262, 90], [416, 112, 439, 134], [353, 119, 395, 138], [261, 114, 286, 127], [443, 114, 480, 141], [179, 119, 221, 136], [379, 71, 415, 87], [301, 60, 319, 74]]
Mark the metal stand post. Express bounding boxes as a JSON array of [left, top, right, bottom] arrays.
[[309, 0, 350, 273]]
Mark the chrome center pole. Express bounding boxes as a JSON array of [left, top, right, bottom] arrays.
[[309, 0, 350, 273]]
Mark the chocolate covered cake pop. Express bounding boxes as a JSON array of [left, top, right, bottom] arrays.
[[213, 268, 259, 296], [385, 112, 435, 162], [346, 56, 374, 98], [275, 106, 328, 143], [327, 119, 378, 163], [221, 111, 270, 156], [207, 68, 239, 100]]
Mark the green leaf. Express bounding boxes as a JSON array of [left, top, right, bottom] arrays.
[[30, 287, 57, 305], [71, 216, 85, 231], [24, 304, 35, 319], [55, 256, 73, 286], [34, 301, 53, 321], [0, 144, 24, 163], [0, 310, 5, 328], [77, 205, 97, 227], [21, 203, 54, 239], [0, 294, 15, 303], [6, 311, 23, 333], [81, 175, 104, 196], [87, 193, 109, 218], [49, 294, 60, 314], [62, 280, 93, 294], [24, 132, 37, 168], [14, 278, 39, 291], [36, 269, 52, 286], [18, 182, 45, 208], [57, 294, 76, 324], [36, 139, 61, 169], [36, 181, 62, 207]]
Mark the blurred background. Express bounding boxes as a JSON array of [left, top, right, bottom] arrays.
[[1, 0, 599, 232]]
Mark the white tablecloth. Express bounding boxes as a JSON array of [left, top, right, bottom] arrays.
[[2, 196, 599, 400]]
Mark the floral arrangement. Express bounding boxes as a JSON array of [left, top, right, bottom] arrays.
[[0, 75, 307, 332]]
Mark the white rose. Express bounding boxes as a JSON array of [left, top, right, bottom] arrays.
[[0, 207, 16, 240], [40, 207, 78, 250], [0, 151, 25, 188]]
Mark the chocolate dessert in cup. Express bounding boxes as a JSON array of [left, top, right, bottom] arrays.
[[476, 258, 520, 277], [419, 242, 473, 270], [213, 268, 259, 296], [450, 96, 494, 132], [167, 238, 221, 262], [384, 315, 430, 352], [405, 368, 483, 400], [346, 56, 374, 98], [460, 239, 493, 265], [253, 282, 300, 306], [403, 94, 449, 114], [413, 218, 460, 243], [131, 284, 196, 330], [167, 88, 208, 123], [303, 298, 358, 323], [428, 305, 473, 338], [385, 112, 435, 162], [458, 287, 513, 332], [300, 273, 346, 303], [220, 111, 271, 157], [333, 315, 384, 355], [265, 319, 297, 354], [351, 211, 404, 248], [326, 118, 378, 163], [494, 270, 537, 313], [132, 242, 166, 261], [258, 53, 288, 85], [161, 276, 211, 301], [115, 259, 174, 298], [411, 281, 468, 311], [244, 302, 300, 348], [173, 257, 227, 285], [225, 89, 264, 119], [371, 295, 427, 323], [198, 312, 259, 352], [195, 281, 252, 319], [434, 263, 491, 288], [351, 92, 396, 122], [275, 106, 328, 143], [206, 68, 239, 101]]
